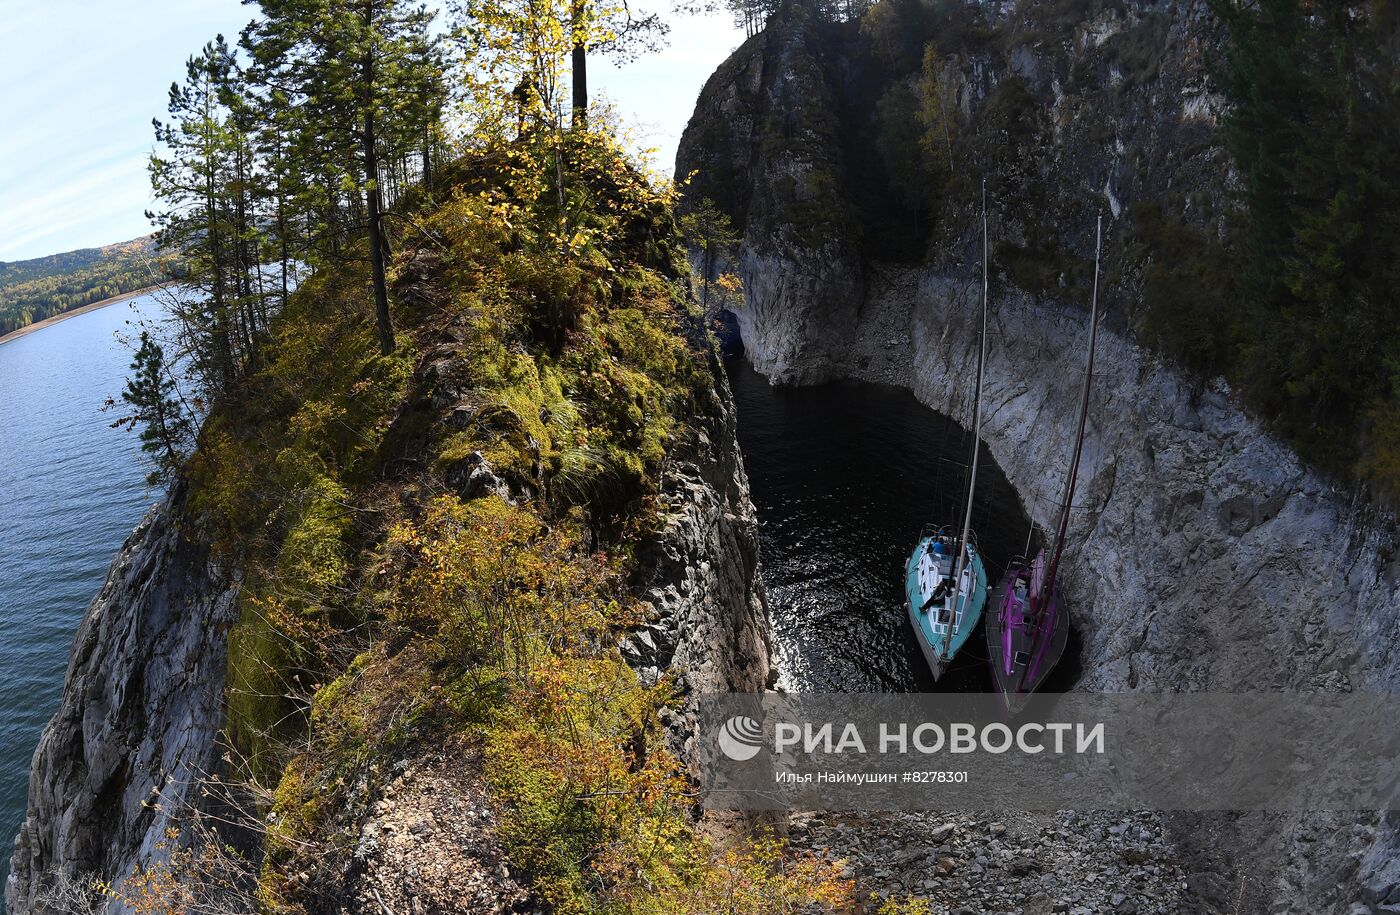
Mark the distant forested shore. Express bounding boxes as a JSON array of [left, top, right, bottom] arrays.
[[0, 237, 166, 335]]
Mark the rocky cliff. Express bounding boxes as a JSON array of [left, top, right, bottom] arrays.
[[679, 1, 1400, 911], [627, 344, 772, 698], [5, 347, 771, 915], [337, 339, 774, 911], [6, 496, 239, 913]]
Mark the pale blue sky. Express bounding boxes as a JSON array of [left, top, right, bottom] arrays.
[[0, 1, 742, 263]]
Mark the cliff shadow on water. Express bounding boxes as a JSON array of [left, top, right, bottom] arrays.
[[716, 313, 1082, 695]]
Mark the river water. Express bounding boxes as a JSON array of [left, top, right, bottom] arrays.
[[0, 295, 163, 897], [725, 354, 1065, 694]]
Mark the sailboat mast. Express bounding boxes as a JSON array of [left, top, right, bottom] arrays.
[[950, 182, 989, 638], [1046, 215, 1103, 590]]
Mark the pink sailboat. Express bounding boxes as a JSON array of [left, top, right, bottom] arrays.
[[986, 216, 1103, 712]]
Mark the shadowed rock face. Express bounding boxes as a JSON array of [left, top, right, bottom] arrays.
[[6, 495, 239, 915], [629, 344, 772, 698], [679, 2, 1400, 911]]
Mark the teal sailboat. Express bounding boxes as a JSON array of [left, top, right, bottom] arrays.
[[904, 188, 991, 680]]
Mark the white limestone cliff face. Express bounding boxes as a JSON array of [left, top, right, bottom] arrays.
[[678, 0, 1400, 909], [728, 254, 1400, 912], [735, 261, 1391, 695]]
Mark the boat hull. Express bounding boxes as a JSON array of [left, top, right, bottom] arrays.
[[905, 534, 988, 680], [986, 553, 1069, 712]]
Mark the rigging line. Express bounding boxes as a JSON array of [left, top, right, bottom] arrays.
[[1046, 214, 1103, 596], [949, 178, 989, 659]]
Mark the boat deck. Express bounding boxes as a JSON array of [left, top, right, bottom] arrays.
[[905, 535, 988, 670]]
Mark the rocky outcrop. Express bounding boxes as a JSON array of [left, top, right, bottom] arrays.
[[626, 343, 772, 698], [281, 335, 773, 912], [679, 1, 1400, 911], [7, 327, 772, 914], [791, 809, 1191, 914], [336, 740, 538, 915], [6, 496, 239, 914]]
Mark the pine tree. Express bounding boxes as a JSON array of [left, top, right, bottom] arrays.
[[567, 0, 666, 128], [110, 332, 196, 487], [242, 0, 446, 355], [149, 37, 258, 398], [679, 198, 739, 313], [1212, 0, 1400, 491]]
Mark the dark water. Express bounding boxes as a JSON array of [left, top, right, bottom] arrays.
[[0, 296, 162, 897], [725, 354, 1045, 694]]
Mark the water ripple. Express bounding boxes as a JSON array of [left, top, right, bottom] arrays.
[[725, 356, 1034, 695], [0, 296, 161, 894]]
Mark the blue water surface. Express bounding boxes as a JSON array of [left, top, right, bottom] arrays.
[[0, 294, 163, 898]]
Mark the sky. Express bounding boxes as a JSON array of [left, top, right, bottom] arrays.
[[0, 0, 744, 264]]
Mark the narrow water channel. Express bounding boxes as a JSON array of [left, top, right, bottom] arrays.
[[725, 351, 1076, 694]]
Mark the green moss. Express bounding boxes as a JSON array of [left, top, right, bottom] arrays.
[[436, 431, 477, 466], [225, 594, 304, 787], [277, 476, 353, 608]]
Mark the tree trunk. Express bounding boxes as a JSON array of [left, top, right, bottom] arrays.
[[360, 0, 394, 357], [571, 0, 588, 129], [278, 191, 290, 306], [422, 127, 433, 191], [702, 241, 713, 313], [203, 127, 234, 392], [364, 109, 394, 356]]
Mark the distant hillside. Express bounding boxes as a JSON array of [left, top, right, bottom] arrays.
[[0, 237, 164, 335]]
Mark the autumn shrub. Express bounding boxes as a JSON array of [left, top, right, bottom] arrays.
[[484, 656, 686, 911], [99, 825, 258, 915], [166, 130, 858, 914]]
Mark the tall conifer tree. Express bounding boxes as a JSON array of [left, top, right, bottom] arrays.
[[149, 36, 256, 397], [242, 0, 445, 355]]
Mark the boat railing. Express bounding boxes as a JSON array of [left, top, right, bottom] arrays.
[[914, 526, 984, 556]]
